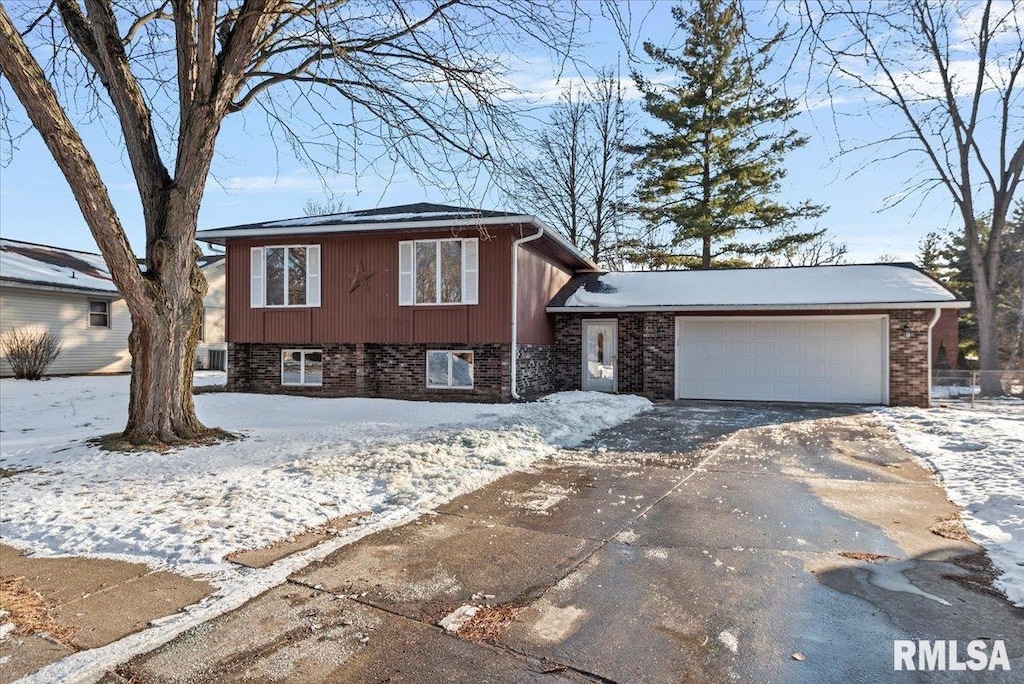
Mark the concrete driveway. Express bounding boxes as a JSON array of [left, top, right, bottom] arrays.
[[109, 402, 1022, 683]]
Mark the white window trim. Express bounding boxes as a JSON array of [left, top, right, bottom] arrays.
[[87, 299, 110, 328], [281, 348, 324, 386], [426, 349, 475, 389], [402, 238, 478, 306], [255, 245, 321, 308]]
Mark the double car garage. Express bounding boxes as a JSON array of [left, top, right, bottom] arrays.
[[674, 316, 887, 404], [550, 265, 968, 408]]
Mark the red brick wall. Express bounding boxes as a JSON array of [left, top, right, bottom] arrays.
[[888, 310, 933, 407]]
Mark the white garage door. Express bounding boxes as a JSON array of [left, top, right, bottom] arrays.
[[675, 316, 888, 404]]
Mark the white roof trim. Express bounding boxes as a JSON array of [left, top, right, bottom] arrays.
[[0, 279, 123, 298], [547, 301, 971, 313], [196, 215, 598, 270]]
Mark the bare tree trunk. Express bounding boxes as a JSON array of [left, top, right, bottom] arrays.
[[1011, 258, 1024, 370], [123, 236, 209, 443], [0, 5, 214, 445]]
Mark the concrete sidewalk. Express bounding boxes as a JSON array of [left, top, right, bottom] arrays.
[[106, 403, 1022, 683], [0, 546, 212, 682]]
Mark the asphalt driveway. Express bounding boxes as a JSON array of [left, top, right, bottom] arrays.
[[109, 402, 1022, 683]]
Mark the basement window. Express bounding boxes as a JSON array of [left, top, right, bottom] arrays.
[[281, 349, 323, 386], [426, 350, 474, 389]]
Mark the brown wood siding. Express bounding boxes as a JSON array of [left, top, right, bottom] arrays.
[[517, 244, 573, 345], [227, 229, 514, 344]]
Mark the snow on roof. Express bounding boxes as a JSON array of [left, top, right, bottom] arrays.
[[551, 264, 965, 310], [0, 239, 119, 294]]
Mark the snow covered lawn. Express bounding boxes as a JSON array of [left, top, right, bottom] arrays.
[[878, 403, 1024, 606], [0, 374, 650, 583]]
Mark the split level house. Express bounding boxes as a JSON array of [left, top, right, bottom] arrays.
[[196, 203, 966, 408], [0, 239, 227, 376]]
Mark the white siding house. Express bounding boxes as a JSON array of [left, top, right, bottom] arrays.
[[196, 255, 227, 370], [0, 240, 132, 376], [1, 240, 228, 376]]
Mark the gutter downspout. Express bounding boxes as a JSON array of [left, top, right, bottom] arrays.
[[926, 307, 942, 408], [510, 224, 545, 400]]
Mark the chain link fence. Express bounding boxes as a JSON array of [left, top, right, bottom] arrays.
[[932, 369, 1024, 406]]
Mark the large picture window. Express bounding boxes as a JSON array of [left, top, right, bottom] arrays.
[[250, 245, 321, 308], [281, 349, 323, 386], [426, 350, 474, 389], [399, 238, 478, 306]]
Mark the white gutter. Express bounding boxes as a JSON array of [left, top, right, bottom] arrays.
[[546, 301, 971, 313], [0, 279, 120, 297], [510, 225, 546, 400], [926, 306, 943, 408]]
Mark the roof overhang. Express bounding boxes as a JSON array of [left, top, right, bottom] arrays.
[[546, 301, 972, 314], [196, 215, 599, 271], [0, 278, 121, 297]]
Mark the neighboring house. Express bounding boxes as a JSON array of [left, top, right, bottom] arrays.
[[196, 254, 227, 370], [1, 239, 228, 376], [196, 203, 969, 407], [0, 239, 132, 375]]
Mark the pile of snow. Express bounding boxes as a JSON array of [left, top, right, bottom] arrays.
[[878, 404, 1024, 606], [0, 375, 649, 582]]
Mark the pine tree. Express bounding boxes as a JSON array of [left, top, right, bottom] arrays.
[[630, 0, 826, 269]]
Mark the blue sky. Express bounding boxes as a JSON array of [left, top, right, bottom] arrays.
[[0, 2, 967, 262]]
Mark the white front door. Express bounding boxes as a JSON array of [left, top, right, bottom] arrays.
[[582, 319, 617, 392]]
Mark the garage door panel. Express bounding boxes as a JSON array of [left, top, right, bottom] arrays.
[[676, 317, 886, 404]]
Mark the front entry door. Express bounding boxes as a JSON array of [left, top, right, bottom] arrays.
[[582, 319, 617, 392]]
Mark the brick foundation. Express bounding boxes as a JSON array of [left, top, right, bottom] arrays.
[[516, 345, 557, 399], [229, 342, 511, 402]]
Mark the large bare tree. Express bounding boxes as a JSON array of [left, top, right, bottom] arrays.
[[504, 69, 636, 268], [800, 0, 1023, 392], [0, 0, 595, 445]]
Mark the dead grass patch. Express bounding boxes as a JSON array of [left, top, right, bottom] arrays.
[[456, 604, 526, 644], [929, 514, 972, 542], [89, 427, 239, 453], [0, 576, 77, 648], [943, 552, 1007, 600], [838, 551, 894, 563]]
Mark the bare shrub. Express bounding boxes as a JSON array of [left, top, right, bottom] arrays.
[[1, 328, 62, 379]]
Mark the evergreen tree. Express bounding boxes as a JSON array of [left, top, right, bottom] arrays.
[[630, 0, 826, 269]]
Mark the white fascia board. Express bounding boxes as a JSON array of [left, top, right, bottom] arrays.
[[546, 301, 972, 313], [0, 280, 121, 297], [197, 215, 599, 271]]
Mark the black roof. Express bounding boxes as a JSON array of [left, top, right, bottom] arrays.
[[200, 203, 522, 235]]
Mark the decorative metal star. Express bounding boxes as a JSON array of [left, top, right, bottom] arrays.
[[346, 260, 377, 293]]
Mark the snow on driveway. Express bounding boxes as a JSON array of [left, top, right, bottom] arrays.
[[878, 403, 1024, 606], [0, 374, 650, 582]]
